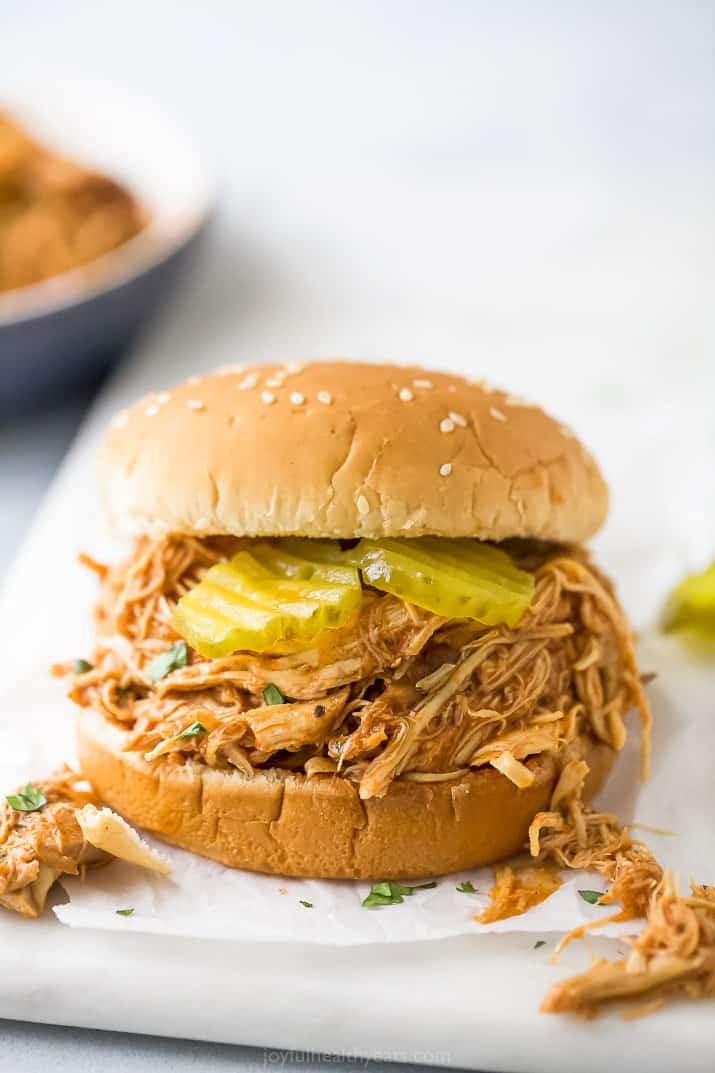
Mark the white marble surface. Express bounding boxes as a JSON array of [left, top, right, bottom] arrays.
[[1, 1, 714, 1070], [0, 1020, 442, 1073]]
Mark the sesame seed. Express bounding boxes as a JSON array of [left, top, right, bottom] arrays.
[[398, 387, 414, 402], [144, 403, 159, 417], [156, 392, 170, 405], [505, 393, 530, 408], [265, 376, 283, 389], [238, 372, 259, 390], [289, 391, 305, 405], [195, 517, 211, 530], [261, 391, 276, 405], [440, 418, 455, 433], [413, 379, 433, 389], [111, 410, 128, 429], [449, 411, 467, 428], [316, 390, 333, 405], [356, 494, 370, 516], [489, 407, 507, 422], [283, 361, 304, 375], [187, 399, 205, 411], [439, 462, 452, 477]]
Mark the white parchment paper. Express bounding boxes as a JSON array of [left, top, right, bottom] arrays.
[[2, 382, 713, 947]]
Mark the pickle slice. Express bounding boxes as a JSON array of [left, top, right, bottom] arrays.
[[252, 541, 357, 586], [173, 535, 534, 656], [351, 537, 534, 626], [172, 545, 362, 658], [662, 561, 715, 637]]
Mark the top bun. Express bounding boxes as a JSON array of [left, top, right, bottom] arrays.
[[100, 361, 608, 543]]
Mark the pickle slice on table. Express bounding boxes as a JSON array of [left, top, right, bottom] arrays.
[[172, 544, 362, 658], [662, 560, 715, 638], [350, 537, 534, 626]]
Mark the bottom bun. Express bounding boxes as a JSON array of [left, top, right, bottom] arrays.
[[77, 708, 615, 880]]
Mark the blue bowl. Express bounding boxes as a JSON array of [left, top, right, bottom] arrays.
[[0, 233, 208, 412], [0, 79, 214, 412]]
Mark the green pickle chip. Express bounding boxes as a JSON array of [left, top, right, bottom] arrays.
[[349, 537, 534, 627], [172, 542, 362, 657], [172, 537, 534, 658], [662, 560, 715, 638]]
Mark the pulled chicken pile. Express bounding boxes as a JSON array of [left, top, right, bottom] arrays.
[[63, 535, 650, 801], [0, 766, 169, 917]]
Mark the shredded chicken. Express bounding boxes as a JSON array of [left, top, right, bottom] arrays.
[[62, 534, 650, 800], [0, 768, 96, 917], [524, 752, 713, 1019], [0, 112, 145, 292], [477, 864, 562, 924], [0, 767, 169, 917], [530, 802, 663, 932], [462, 744, 715, 1019], [541, 875, 715, 1018]]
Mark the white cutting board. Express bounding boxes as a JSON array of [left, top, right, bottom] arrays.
[[0, 331, 713, 1072]]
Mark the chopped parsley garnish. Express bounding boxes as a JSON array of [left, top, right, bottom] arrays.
[[148, 641, 188, 684], [578, 889, 603, 905], [176, 721, 207, 740], [115, 907, 135, 917], [6, 783, 47, 813], [456, 880, 478, 894], [73, 659, 93, 674], [299, 900, 313, 908], [263, 683, 285, 706], [534, 940, 546, 949], [362, 880, 437, 908]]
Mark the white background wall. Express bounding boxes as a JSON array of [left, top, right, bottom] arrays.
[[3, 0, 714, 598]]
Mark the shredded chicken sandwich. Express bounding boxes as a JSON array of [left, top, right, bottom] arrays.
[[47, 360, 715, 1022], [37, 361, 715, 1022]]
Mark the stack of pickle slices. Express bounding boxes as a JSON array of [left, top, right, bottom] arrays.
[[173, 538, 536, 658]]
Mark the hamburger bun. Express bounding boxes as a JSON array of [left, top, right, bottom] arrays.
[[77, 709, 615, 880], [101, 361, 608, 544]]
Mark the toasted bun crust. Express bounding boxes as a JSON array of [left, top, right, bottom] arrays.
[[77, 709, 615, 879], [101, 361, 608, 543]]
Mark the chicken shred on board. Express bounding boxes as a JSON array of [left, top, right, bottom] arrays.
[[540, 874, 715, 1018], [0, 767, 168, 917], [477, 863, 562, 924], [0, 768, 98, 917], [472, 755, 713, 1019]]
